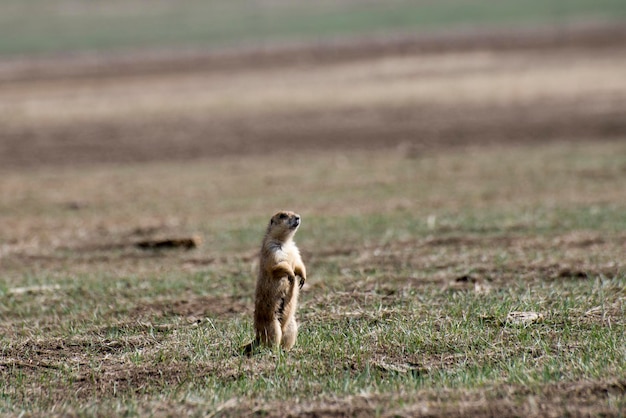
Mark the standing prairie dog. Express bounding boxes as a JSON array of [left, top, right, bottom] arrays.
[[244, 211, 306, 354]]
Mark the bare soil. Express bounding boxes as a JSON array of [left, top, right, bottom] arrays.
[[1, 22, 625, 169]]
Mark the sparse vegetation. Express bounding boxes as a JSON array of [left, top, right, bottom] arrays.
[[1, 142, 625, 416]]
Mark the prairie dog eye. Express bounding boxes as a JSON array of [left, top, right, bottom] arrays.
[[279, 213, 288, 220]]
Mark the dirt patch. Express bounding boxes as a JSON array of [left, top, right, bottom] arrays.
[[0, 332, 279, 405], [1, 357, 211, 402], [129, 294, 251, 320], [231, 379, 626, 418], [311, 232, 625, 291], [0, 334, 160, 366]]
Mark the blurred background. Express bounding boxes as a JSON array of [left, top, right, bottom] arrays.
[[1, 0, 624, 55], [0, 0, 625, 169]]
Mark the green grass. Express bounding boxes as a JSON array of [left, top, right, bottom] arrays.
[[1, 142, 625, 415], [1, 0, 625, 55], [3, 271, 623, 414]]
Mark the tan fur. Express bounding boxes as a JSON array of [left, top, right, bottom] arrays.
[[244, 211, 306, 354]]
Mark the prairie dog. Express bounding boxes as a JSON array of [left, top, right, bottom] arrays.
[[244, 211, 306, 354]]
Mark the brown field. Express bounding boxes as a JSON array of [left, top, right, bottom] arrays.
[[1, 23, 626, 168], [1, 23, 626, 417]]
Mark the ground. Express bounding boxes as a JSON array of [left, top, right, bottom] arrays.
[[0, 23, 625, 417], [2, 22, 626, 168]]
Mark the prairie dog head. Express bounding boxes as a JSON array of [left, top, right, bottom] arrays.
[[267, 211, 301, 241]]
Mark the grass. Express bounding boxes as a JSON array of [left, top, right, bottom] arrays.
[[1, 141, 625, 416], [1, 0, 625, 55]]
